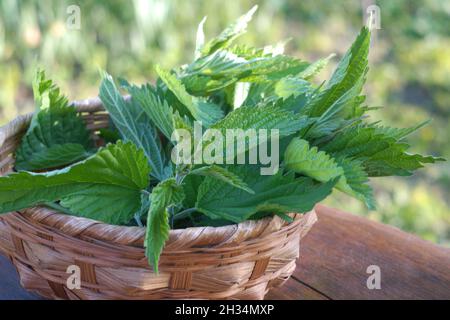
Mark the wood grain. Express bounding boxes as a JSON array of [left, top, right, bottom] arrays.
[[294, 205, 450, 300], [265, 278, 329, 300]]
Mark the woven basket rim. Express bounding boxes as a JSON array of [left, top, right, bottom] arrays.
[[0, 97, 308, 247]]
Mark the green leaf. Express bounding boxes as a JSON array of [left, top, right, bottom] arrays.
[[189, 165, 254, 194], [0, 141, 150, 225], [156, 66, 224, 127], [124, 82, 175, 141], [363, 143, 444, 177], [182, 50, 308, 94], [335, 157, 375, 210], [212, 103, 309, 136], [302, 76, 365, 139], [285, 138, 377, 208], [19, 144, 91, 171], [145, 178, 185, 273], [306, 27, 370, 117], [200, 5, 258, 56], [99, 73, 172, 180], [372, 120, 431, 141], [233, 82, 251, 109], [195, 165, 337, 223], [297, 54, 335, 79], [15, 70, 93, 171], [284, 138, 343, 182], [320, 125, 444, 176], [275, 76, 312, 99], [181, 174, 203, 209], [195, 16, 207, 59], [30, 69, 69, 118]]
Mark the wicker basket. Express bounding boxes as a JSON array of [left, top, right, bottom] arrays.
[[0, 98, 317, 300]]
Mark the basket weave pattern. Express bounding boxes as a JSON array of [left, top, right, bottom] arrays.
[[0, 98, 317, 300]]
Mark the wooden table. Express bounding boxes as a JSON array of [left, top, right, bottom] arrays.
[[1, 205, 449, 300]]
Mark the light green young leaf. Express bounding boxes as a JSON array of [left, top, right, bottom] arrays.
[[195, 16, 207, 59], [200, 5, 258, 56], [233, 82, 251, 109], [297, 54, 335, 80], [99, 73, 172, 180], [145, 178, 185, 273], [156, 66, 224, 127], [1, 141, 150, 225], [30, 69, 69, 121], [284, 138, 343, 182], [182, 47, 308, 95], [285, 138, 376, 208], [189, 165, 254, 194], [275, 76, 312, 99]]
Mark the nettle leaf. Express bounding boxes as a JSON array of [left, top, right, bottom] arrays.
[[285, 138, 377, 209], [363, 143, 444, 177], [320, 125, 444, 177], [195, 16, 207, 59], [302, 77, 365, 139], [185, 50, 249, 77], [124, 82, 175, 141], [0, 141, 150, 225], [335, 157, 375, 210], [195, 165, 337, 223], [297, 54, 335, 80], [145, 178, 185, 273], [320, 126, 385, 157], [200, 5, 258, 56], [156, 66, 224, 127], [233, 82, 251, 109], [372, 120, 431, 141], [181, 50, 308, 94], [212, 103, 309, 136], [229, 44, 266, 59], [99, 73, 172, 181], [31, 69, 69, 118], [15, 70, 93, 171], [189, 165, 254, 194], [285, 138, 343, 182], [306, 27, 370, 117], [275, 76, 312, 99], [239, 55, 309, 82], [19, 144, 91, 171]]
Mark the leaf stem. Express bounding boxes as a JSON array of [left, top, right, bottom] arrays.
[[169, 206, 175, 228], [134, 213, 144, 227], [43, 202, 74, 215], [173, 207, 197, 220]]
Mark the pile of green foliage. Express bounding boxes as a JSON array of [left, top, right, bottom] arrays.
[[0, 7, 443, 271]]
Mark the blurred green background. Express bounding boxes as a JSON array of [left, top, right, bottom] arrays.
[[0, 0, 448, 244]]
